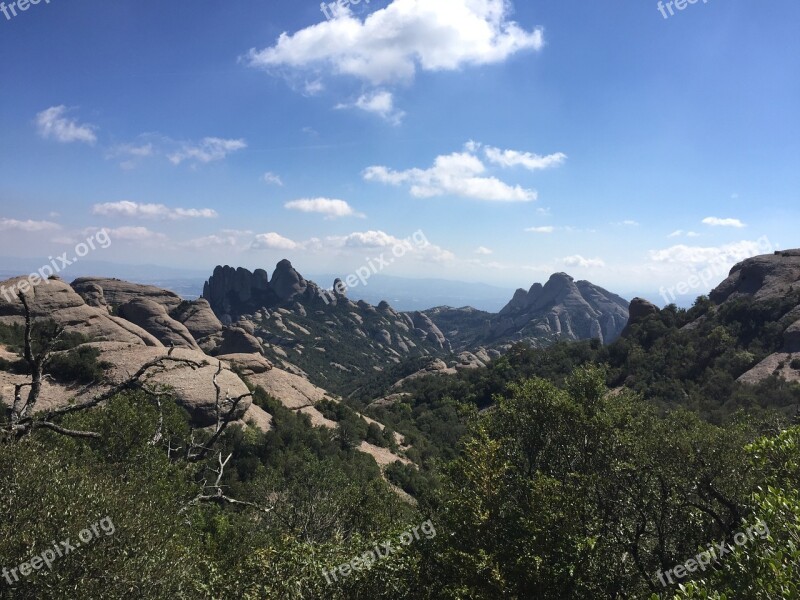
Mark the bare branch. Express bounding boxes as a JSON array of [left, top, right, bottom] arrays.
[[32, 421, 101, 439]]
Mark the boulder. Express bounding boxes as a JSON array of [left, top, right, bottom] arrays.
[[172, 298, 223, 340], [785, 320, 800, 353], [270, 260, 307, 302], [711, 250, 800, 304], [215, 327, 264, 355], [0, 277, 161, 346], [118, 299, 200, 350], [95, 345, 251, 426], [72, 277, 183, 312], [218, 353, 273, 375]]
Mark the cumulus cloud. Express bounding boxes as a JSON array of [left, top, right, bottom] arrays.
[[35, 106, 97, 144], [284, 198, 363, 219], [92, 201, 218, 220], [483, 146, 567, 170], [562, 255, 606, 268], [0, 218, 60, 232], [702, 216, 746, 228], [336, 90, 405, 125], [525, 226, 554, 233], [364, 143, 550, 202], [247, 228, 454, 263], [475, 246, 493, 255], [251, 232, 300, 250], [168, 137, 247, 165], [649, 239, 772, 266], [245, 0, 543, 86]]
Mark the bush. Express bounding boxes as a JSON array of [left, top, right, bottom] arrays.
[[791, 358, 800, 371], [45, 346, 111, 384]]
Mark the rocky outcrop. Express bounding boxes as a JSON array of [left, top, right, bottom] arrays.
[[72, 277, 183, 312], [785, 320, 800, 353], [270, 259, 308, 302], [488, 273, 629, 345], [411, 312, 450, 351], [710, 250, 800, 304], [95, 345, 250, 426], [218, 353, 273, 375], [172, 299, 223, 340], [621, 298, 660, 336], [118, 299, 200, 350], [213, 327, 264, 355], [0, 277, 161, 346], [202, 266, 275, 318]]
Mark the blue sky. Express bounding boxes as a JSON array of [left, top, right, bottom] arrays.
[[0, 0, 798, 300]]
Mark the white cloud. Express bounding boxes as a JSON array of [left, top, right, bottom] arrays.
[[669, 229, 700, 238], [181, 231, 251, 249], [562, 255, 606, 268], [702, 216, 746, 228], [330, 230, 455, 263], [525, 225, 554, 233], [263, 172, 284, 186], [35, 106, 97, 144], [613, 220, 639, 227], [246, 0, 544, 86], [336, 90, 405, 125], [92, 201, 218, 220], [94, 226, 166, 242], [285, 198, 363, 219], [484, 146, 567, 170], [364, 146, 538, 202], [475, 246, 493, 255], [0, 218, 60, 232], [649, 239, 770, 266], [303, 79, 324, 95], [251, 232, 299, 250], [111, 143, 153, 158], [168, 137, 247, 165]]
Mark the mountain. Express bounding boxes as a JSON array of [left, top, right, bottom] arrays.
[[426, 272, 630, 352], [199, 263, 631, 393], [201, 262, 451, 395]]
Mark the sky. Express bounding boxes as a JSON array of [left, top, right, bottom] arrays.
[[0, 0, 798, 302]]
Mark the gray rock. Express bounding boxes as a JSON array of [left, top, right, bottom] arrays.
[[72, 277, 183, 312], [172, 298, 223, 340], [215, 327, 264, 355], [118, 298, 200, 350], [0, 277, 161, 346]]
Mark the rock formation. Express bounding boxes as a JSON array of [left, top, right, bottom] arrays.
[[72, 277, 183, 312], [117, 298, 200, 350], [479, 272, 628, 346], [0, 277, 161, 347]]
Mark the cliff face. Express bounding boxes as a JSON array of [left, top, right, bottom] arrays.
[[490, 273, 629, 346]]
